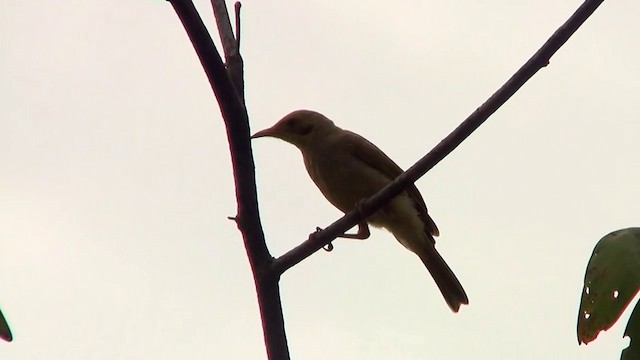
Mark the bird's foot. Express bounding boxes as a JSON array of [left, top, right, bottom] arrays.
[[335, 200, 371, 240], [338, 222, 370, 240], [309, 226, 333, 252], [311, 227, 334, 252]]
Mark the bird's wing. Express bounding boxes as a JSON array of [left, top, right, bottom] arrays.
[[340, 130, 439, 238]]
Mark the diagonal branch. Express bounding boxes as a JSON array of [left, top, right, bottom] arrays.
[[271, 0, 605, 276]]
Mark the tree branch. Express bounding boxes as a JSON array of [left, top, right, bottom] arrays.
[[272, 0, 605, 276], [211, 0, 245, 101], [169, 1, 288, 359], [234, 2, 242, 49], [168, 0, 603, 358]]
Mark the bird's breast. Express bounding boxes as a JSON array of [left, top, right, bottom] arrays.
[[302, 149, 393, 216]]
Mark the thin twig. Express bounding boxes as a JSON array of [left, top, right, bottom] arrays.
[[271, 0, 605, 276], [210, 0, 235, 57], [211, 0, 245, 101], [235, 2, 242, 49]]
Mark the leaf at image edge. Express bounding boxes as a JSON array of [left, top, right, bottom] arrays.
[[577, 227, 640, 345], [0, 308, 12, 342]]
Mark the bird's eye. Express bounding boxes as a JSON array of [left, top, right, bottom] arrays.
[[298, 123, 313, 135], [285, 118, 313, 135], [286, 118, 298, 128]]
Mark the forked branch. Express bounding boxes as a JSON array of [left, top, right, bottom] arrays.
[[168, 1, 604, 359]]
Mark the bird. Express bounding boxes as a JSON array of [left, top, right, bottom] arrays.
[[251, 110, 468, 312]]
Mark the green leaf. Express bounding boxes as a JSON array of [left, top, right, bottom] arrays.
[[577, 227, 640, 347], [621, 299, 640, 360], [0, 308, 12, 342]]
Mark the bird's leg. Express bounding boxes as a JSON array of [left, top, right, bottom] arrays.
[[314, 222, 370, 252], [315, 198, 372, 251], [338, 222, 370, 240], [338, 199, 371, 240]]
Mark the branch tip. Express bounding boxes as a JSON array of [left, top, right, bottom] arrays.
[[234, 2, 242, 48]]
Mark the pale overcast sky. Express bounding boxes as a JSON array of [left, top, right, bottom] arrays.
[[2, 1, 640, 359]]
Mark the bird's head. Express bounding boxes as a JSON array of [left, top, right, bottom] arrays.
[[251, 110, 336, 149]]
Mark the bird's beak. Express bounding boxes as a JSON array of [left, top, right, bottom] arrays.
[[251, 126, 277, 139]]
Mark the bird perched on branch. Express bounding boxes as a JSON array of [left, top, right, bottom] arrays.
[[252, 110, 468, 312]]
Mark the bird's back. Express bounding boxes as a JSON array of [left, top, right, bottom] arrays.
[[301, 129, 438, 239]]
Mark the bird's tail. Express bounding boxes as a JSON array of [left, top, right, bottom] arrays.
[[416, 244, 468, 312]]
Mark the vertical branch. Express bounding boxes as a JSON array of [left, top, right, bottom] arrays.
[[169, 1, 289, 359]]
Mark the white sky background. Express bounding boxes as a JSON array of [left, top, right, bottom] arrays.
[[1, 0, 639, 359]]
